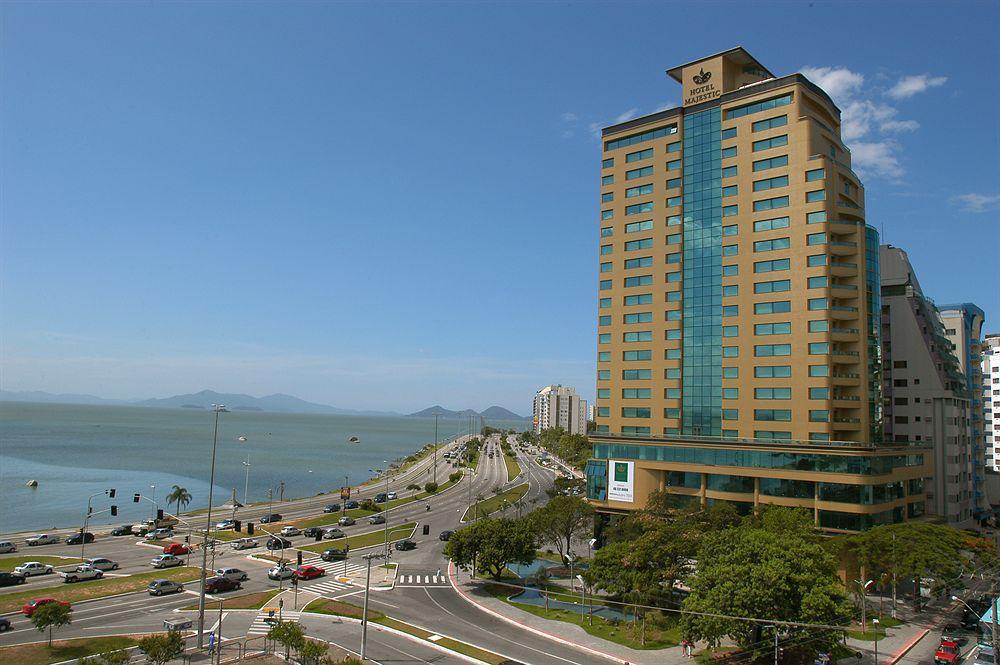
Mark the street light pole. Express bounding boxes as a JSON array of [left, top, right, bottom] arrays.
[[197, 404, 225, 650], [433, 413, 439, 486], [360, 552, 386, 661], [383, 462, 390, 559], [242, 454, 251, 507], [872, 618, 879, 665], [150, 484, 157, 521]]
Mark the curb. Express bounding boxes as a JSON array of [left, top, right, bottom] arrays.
[[299, 610, 491, 665], [446, 560, 627, 664], [884, 627, 929, 665]]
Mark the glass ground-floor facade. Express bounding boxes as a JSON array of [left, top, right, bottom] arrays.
[[586, 434, 931, 532]]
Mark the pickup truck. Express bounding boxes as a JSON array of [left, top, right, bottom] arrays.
[[60, 565, 104, 583], [25, 534, 60, 546]]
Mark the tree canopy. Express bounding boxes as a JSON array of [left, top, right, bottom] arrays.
[[30, 601, 72, 647], [529, 495, 594, 561], [444, 517, 537, 578], [137, 632, 184, 665]]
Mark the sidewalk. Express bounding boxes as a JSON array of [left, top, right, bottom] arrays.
[[448, 561, 686, 665], [840, 592, 960, 664]]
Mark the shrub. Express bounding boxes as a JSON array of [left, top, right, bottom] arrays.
[[424, 482, 439, 494], [449, 471, 463, 484], [406, 484, 421, 491], [359, 499, 380, 512]]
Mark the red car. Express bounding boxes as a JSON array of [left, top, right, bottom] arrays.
[[22, 597, 70, 616], [295, 565, 325, 580], [935, 639, 961, 665], [163, 543, 190, 555], [204, 576, 241, 594]]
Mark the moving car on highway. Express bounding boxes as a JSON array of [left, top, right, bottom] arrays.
[[231, 537, 259, 550], [14, 561, 53, 577], [323, 504, 341, 513], [163, 543, 190, 556], [110, 525, 133, 536], [216, 519, 237, 530], [295, 565, 325, 580], [260, 514, 282, 523], [22, 598, 70, 616], [0, 541, 16, 553], [338, 516, 355, 526], [85, 558, 119, 571], [320, 547, 348, 561], [65, 532, 95, 545], [439, 530, 454, 541], [394, 539, 416, 551], [60, 565, 104, 583], [145, 528, 174, 540], [322, 528, 345, 539], [204, 576, 242, 593], [267, 565, 295, 581], [368, 515, 385, 525], [148, 579, 184, 596], [266, 536, 292, 551], [280, 526, 301, 537], [150, 554, 182, 569], [214, 567, 248, 582], [25, 534, 60, 546], [303, 527, 323, 538], [0, 572, 27, 587]]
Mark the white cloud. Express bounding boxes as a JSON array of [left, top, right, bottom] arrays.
[[952, 193, 1000, 213], [614, 108, 638, 123], [888, 74, 948, 100], [851, 141, 904, 179], [561, 112, 578, 122], [800, 66, 865, 103]]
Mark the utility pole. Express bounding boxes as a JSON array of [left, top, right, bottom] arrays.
[[773, 625, 779, 665], [197, 404, 225, 650], [992, 581, 998, 665], [433, 413, 439, 485]]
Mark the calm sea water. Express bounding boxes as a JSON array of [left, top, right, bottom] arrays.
[[0, 402, 524, 534]]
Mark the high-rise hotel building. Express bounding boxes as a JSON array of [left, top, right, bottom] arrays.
[[584, 48, 930, 533]]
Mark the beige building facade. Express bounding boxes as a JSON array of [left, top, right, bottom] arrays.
[[585, 48, 929, 533]]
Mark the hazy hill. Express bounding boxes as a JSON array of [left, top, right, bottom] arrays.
[[135, 390, 398, 416], [407, 404, 528, 420], [0, 390, 130, 406]]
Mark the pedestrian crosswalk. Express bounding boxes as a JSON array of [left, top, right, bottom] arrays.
[[396, 572, 449, 587], [293, 555, 366, 597], [248, 610, 300, 635]]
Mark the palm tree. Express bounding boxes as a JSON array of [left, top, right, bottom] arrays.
[[166, 485, 192, 517]]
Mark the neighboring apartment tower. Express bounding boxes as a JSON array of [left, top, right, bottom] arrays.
[[880, 246, 976, 524], [585, 48, 930, 533], [533, 385, 588, 435], [938, 303, 988, 519], [984, 334, 1000, 470]]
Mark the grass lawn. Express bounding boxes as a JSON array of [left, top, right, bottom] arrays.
[[298, 523, 417, 554], [0, 555, 82, 572], [304, 597, 372, 619], [181, 589, 281, 611], [484, 582, 680, 650], [0, 566, 201, 614], [0, 635, 139, 665], [503, 451, 521, 483], [462, 484, 529, 521]]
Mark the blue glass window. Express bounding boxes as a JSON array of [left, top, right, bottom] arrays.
[[606, 125, 677, 152], [725, 93, 792, 119], [626, 166, 654, 180], [625, 202, 653, 215], [754, 300, 791, 314]]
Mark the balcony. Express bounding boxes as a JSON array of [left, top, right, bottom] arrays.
[[829, 219, 863, 234], [830, 305, 860, 320], [830, 261, 858, 277], [831, 418, 862, 431], [831, 372, 861, 386], [830, 327, 860, 342], [828, 240, 858, 256], [830, 283, 859, 299], [832, 395, 862, 408]]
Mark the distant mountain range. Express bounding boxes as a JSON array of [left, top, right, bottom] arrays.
[[406, 405, 528, 421], [1, 389, 527, 420]]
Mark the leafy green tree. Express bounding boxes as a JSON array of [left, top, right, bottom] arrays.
[[449, 471, 463, 484], [424, 481, 439, 493], [77, 648, 131, 665], [680, 508, 851, 660], [444, 517, 537, 578], [268, 620, 307, 659], [299, 638, 329, 665], [165, 485, 192, 516], [137, 632, 184, 665], [529, 495, 594, 562], [30, 601, 72, 646]]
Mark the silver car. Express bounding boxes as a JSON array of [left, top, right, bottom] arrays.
[[25, 534, 59, 546], [85, 558, 120, 571], [150, 554, 182, 568], [322, 527, 345, 539], [148, 579, 184, 596], [214, 567, 248, 582], [0, 541, 16, 553], [231, 538, 259, 550]]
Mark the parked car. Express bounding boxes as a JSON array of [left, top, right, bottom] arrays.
[[935, 640, 961, 665], [344, 500, 359, 509], [131, 524, 150, 537], [323, 527, 346, 539], [942, 625, 971, 646], [25, 533, 59, 546], [368, 514, 385, 525], [60, 565, 104, 583], [267, 565, 295, 580], [214, 567, 248, 582], [303, 527, 323, 538], [280, 526, 301, 537], [163, 543, 190, 556], [260, 514, 282, 523], [0, 572, 27, 587], [0, 541, 16, 553], [266, 536, 292, 551], [145, 528, 174, 540], [323, 504, 341, 513], [22, 597, 70, 616], [65, 532, 95, 545], [295, 565, 325, 580], [0, 617, 9, 632], [148, 579, 184, 596], [394, 539, 416, 551], [216, 519, 236, 530], [338, 516, 356, 526], [204, 576, 242, 594], [374, 493, 387, 503], [320, 547, 348, 561], [85, 558, 119, 571], [110, 524, 133, 536], [231, 537, 259, 550], [961, 611, 981, 631], [439, 530, 454, 541], [150, 554, 182, 569], [386, 491, 397, 500], [14, 561, 53, 577]]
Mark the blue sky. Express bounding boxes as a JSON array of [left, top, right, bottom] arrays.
[[2, 1, 997, 415]]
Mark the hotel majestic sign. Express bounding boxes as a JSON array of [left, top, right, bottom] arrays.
[[684, 68, 721, 106]]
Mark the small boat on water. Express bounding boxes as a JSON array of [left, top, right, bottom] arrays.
[[26, 479, 38, 488], [347, 436, 360, 444]]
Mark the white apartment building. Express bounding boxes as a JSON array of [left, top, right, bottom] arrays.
[[984, 334, 1000, 470], [533, 385, 588, 435]]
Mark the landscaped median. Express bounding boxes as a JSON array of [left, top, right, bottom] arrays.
[[0, 555, 82, 572], [0, 567, 201, 614], [297, 523, 417, 555], [0, 635, 139, 665], [303, 599, 508, 664], [462, 484, 529, 522], [503, 450, 521, 482]]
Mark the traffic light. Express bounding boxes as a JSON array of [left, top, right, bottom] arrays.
[[185, 535, 190, 544], [156, 509, 164, 520], [108, 489, 116, 498], [133, 493, 141, 503], [111, 505, 118, 516], [247, 523, 254, 535], [297, 551, 303, 566], [314, 531, 321, 542], [234, 520, 241, 533]]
